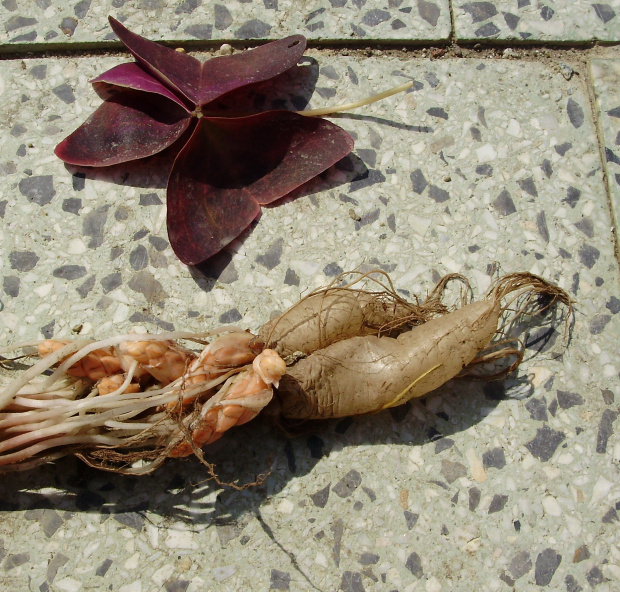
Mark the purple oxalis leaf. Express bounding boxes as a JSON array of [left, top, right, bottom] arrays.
[[168, 111, 354, 265], [55, 16, 355, 266]]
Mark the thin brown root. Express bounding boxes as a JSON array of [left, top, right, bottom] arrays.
[[460, 339, 525, 380]]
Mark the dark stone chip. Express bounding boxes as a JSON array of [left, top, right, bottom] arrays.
[[535, 548, 562, 586], [283, 268, 299, 286], [165, 581, 190, 592], [590, 315, 611, 335], [440, 460, 466, 483], [526, 425, 565, 461], [356, 148, 376, 168], [596, 409, 618, 453], [5, 16, 37, 32], [263, 0, 278, 9], [604, 147, 618, 165], [347, 66, 359, 85], [218, 308, 242, 324], [434, 438, 454, 453], [575, 217, 594, 238], [184, 24, 213, 39], [76, 275, 95, 298], [10, 123, 26, 137], [557, 390, 584, 409], [536, 211, 549, 243], [541, 158, 553, 178], [129, 245, 149, 271], [310, 484, 330, 508], [128, 312, 174, 332], [113, 511, 144, 531], [462, 1, 498, 22], [41, 320, 55, 339], [362, 9, 390, 26], [175, 0, 200, 14], [602, 506, 618, 523], [405, 551, 423, 578], [492, 190, 516, 216], [427, 107, 448, 119], [235, 19, 270, 38], [53, 265, 86, 280], [101, 272, 122, 293], [4, 552, 30, 571], [567, 98, 584, 128], [324, 262, 343, 277], [349, 168, 386, 192], [410, 169, 428, 194], [83, 205, 110, 248], [148, 236, 169, 252], [3, 276, 19, 297], [428, 184, 450, 203], [475, 22, 500, 36], [602, 389, 614, 404], [476, 163, 493, 176], [573, 544, 590, 563], [46, 552, 68, 583], [499, 572, 515, 587], [578, 244, 600, 269], [606, 296, 620, 314], [565, 574, 583, 592], [340, 572, 365, 592], [52, 83, 75, 104], [59, 17, 77, 36], [548, 398, 558, 417], [509, 550, 532, 579], [139, 192, 162, 206], [483, 447, 506, 469], [593, 4, 615, 23], [19, 175, 55, 206], [355, 208, 380, 230], [306, 435, 324, 459], [270, 569, 290, 591], [387, 213, 396, 232], [96, 559, 113, 577], [555, 142, 572, 156], [424, 72, 440, 88], [256, 238, 283, 270], [488, 494, 508, 513], [16, 144, 26, 156], [214, 4, 233, 29], [74, 0, 91, 18], [403, 511, 419, 529], [418, 0, 440, 26], [540, 5, 554, 20], [469, 487, 481, 511], [564, 186, 581, 208], [9, 250, 39, 271], [503, 12, 520, 29], [518, 176, 538, 197], [11, 30, 37, 42], [332, 469, 362, 498], [359, 553, 379, 565], [37, 509, 63, 538]]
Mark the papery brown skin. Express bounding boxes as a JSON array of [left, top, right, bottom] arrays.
[[55, 17, 354, 266]]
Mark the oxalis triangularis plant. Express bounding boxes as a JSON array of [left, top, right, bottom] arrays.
[[55, 17, 412, 266]]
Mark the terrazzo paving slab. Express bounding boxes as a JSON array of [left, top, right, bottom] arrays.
[[592, 59, 620, 254], [0, 0, 451, 51], [1, 49, 620, 591], [454, 0, 620, 42]]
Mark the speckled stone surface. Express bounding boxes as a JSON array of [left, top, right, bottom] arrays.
[[454, 0, 620, 42], [1, 46, 620, 591], [592, 59, 620, 254], [0, 0, 451, 48]]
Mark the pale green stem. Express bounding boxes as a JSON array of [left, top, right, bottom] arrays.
[[296, 81, 413, 117]]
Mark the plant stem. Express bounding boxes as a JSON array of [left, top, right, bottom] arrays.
[[297, 81, 413, 117]]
